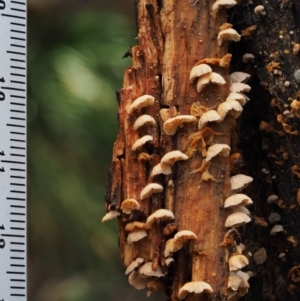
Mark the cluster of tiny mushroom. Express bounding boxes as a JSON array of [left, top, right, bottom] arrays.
[[101, 0, 260, 299]]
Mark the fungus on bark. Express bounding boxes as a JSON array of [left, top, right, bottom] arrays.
[[131, 135, 153, 151], [140, 183, 164, 200], [128, 95, 155, 113], [178, 281, 213, 300]]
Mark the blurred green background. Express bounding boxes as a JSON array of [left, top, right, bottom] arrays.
[[28, 0, 165, 300]]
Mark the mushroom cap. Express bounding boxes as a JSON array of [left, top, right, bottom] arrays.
[[133, 114, 156, 130], [253, 247, 267, 265], [146, 209, 174, 226], [230, 72, 251, 84], [161, 150, 189, 167], [224, 194, 253, 208], [164, 238, 175, 257], [230, 82, 251, 93], [127, 229, 147, 244], [132, 135, 153, 151], [128, 271, 147, 290], [230, 174, 253, 191], [179, 281, 213, 300], [225, 212, 251, 228], [125, 257, 145, 275], [102, 211, 121, 223], [198, 110, 222, 129], [190, 64, 212, 82], [205, 143, 231, 161], [254, 5, 265, 14], [225, 92, 248, 106], [228, 271, 250, 296], [125, 221, 148, 232], [228, 254, 249, 271], [267, 194, 278, 204], [150, 163, 172, 177], [163, 115, 197, 135], [140, 183, 164, 200], [121, 199, 140, 214], [242, 53, 255, 63], [228, 205, 251, 216], [139, 262, 167, 277], [196, 72, 226, 92], [217, 28, 241, 46], [270, 224, 284, 235], [128, 94, 155, 113], [174, 230, 197, 250], [212, 0, 237, 13]]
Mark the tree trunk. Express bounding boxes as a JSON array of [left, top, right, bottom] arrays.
[[105, 0, 300, 300]]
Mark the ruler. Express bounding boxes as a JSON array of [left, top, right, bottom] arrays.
[[0, 0, 27, 300]]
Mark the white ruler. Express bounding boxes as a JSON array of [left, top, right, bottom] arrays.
[[0, 0, 27, 300]]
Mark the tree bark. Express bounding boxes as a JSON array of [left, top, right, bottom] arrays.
[[105, 0, 300, 301]]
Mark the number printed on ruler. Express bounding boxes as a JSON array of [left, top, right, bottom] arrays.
[[0, 0, 27, 301]]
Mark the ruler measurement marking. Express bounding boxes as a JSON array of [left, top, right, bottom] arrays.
[[11, 22, 25, 26], [11, 8, 26, 13], [10, 58, 25, 62], [1, 13, 26, 19]]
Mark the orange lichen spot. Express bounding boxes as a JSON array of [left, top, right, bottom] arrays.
[[259, 121, 273, 132], [292, 165, 300, 178], [138, 152, 153, 161], [241, 25, 257, 37], [195, 54, 232, 68], [190, 101, 213, 117], [277, 199, 286, 209], [291, 99, 300, 117], [293, 43, 300, 55], [287, 236, 297, 247], [254, 216, 268, 228], [266, 61, 280, 72], [289, 266, 300, 283], [277, 114, 298, 135]]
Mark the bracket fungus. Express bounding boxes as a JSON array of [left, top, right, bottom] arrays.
[[217, 28, 241, 46], [224, 194, 253, 208], [139, 262, 167, 277], [205, 143, 231, 161], [228, 205, 251, 216], [254, 5, 266, 16], [230, 72, 251, 84], [132, 135, 153, 151], [150, 163, 172, 177], [230, 174, 253, 192], [146, 209, 174, 227], [212, 0, 237, 14], [228, 254, 249, 271], [225, 212, 251, 228], [173, 230, 197, 250], [127, 229, 148, 244], [128, 95, 155, 113], [228, 271, 250, 296], [160, 150, 189, 167], [121, 199, 140, 214], [125, 257, 145, 275], [163, 115, 197, 135], [230, 82, 251, 93], [128, 271, 147, 290], [178, 281, 213, 300], [253, 247, 267, 265], [189, 63, 212, 82], [217, 100, 243, 119], [198, 110, 222, 129], [133, 115, 156, 130], [226, 92, 249, 106], [242, 53, 255, 63], [196, 72, 226, 92], [140, 183, 164, 200], [270, 224, 284, 235], [102, 210, 121, 223]]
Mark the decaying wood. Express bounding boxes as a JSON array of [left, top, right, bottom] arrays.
[[105, 1, 252, 300]]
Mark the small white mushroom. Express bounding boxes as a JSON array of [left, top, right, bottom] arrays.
[[253, 247, 267, 264], [139, 262, 167, 277], [228, 254, 249, 271], [268, 212, 281, 224], [132, 135, 153, 151], [225, 92, 248, 106], [228, 271, 250, 296], [205, 143, 231, 161], [178, 281, 213, 300], [242, 53, 255, 63], [198, 110, 222, 129], [165, 258, 174, 266], [225, 212, 251, 228], [217, 28, 241, 46], [230, 82, 251, 93], [133, 115, 156, 130], [150, 163, 172, 177], [128, 95, 155, 113], [230, 174, 253, 191], [212, 0, 237, 14], [230, 72, 251, 84], [164, 238, 175, 257], [254, 5, 266, 16], [140, 183, 164, 200], [121, 199, 140, 214], [196, 72, 226, 92], [270, 224, 284, 235], [146, 209, 174, 226], [189, 64, 212, 82], [224, 194, 253, 208], [267, 194, 278, 204], [125, 257, 144, 275], [163, 115, 197, 135], [173, 230, 197, 250], [102, 211, 121, 223], [127, 229, 147, 244], [161, 150, 189, 167], [228, 205, 251, 216], [217, 100, 243, 119], [128, 271, 147, 289]]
